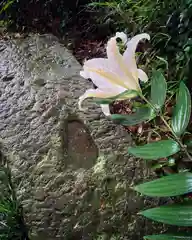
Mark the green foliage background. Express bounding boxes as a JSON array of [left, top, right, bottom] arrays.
[[0, 0, 91, 32], [89, 0, 192, 85]]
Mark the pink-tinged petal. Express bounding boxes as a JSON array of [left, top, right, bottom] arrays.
[[106, 34, 140, 90], [138, 69, 148, 82], [78, 88, 118, 111], [100, 104, 111, 116], [81, 58, 129, 91], [123, 33, 150, 78]]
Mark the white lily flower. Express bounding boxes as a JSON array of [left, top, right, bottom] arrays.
[[78, 32, 150, 116]]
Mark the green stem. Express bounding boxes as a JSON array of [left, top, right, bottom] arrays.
[[160, 115, 192, 161], [139, 93, 192, 161]]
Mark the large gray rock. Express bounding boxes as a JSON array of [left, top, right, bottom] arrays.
[[0, 34, 162, 239]]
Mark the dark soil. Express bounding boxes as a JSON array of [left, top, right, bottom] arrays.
[[2, 1, 112, 63]]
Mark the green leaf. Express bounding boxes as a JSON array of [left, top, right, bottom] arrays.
[[94, 89, 138, 104], [134, 172, 192, 197], [0, 204, 11, 214], [0, 0, 15, 14], [151, 70, 167, 110], [94, 99, 113, 104], [128, 139, 180, 160], [140, 201, 192, 226], [144, 234, 192, 240], [111, 107, 155, 126], [171, 82, 191, 136], [156, 56, 169, 69]]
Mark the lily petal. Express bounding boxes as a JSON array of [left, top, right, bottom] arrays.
[[78, 88, 117, 111], [100, 104, 111, 116], [123, 33, 150, 78], [115, 32, 127, 44], [106, 34, 140, 90], [138, 69, 148, 82], [81, 58, 129, 91], [79, 32, 150, 115]]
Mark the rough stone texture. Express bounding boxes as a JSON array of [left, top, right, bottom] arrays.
[[0, 34, 165, 240]]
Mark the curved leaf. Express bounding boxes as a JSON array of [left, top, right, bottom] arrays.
[[151, 70, 167, 110], [111, 107, 155, 126], [140, 201, 192, 226], [134, 172, 192, 197], [144, 234, 192, 240], [171, 82, 191, 136], [128, 139, 180, 160]]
